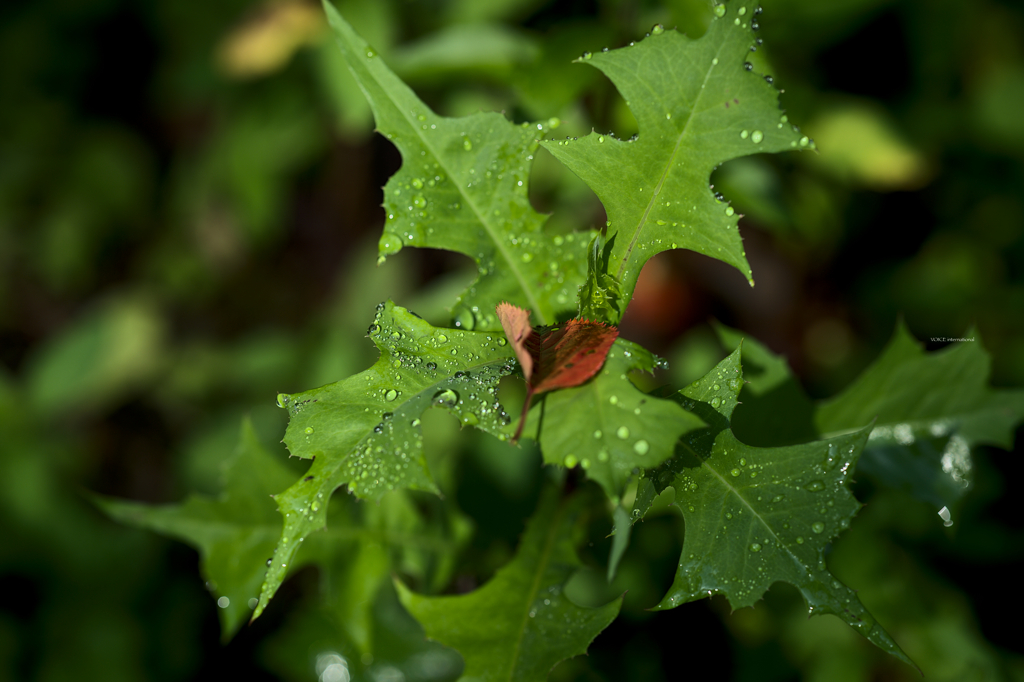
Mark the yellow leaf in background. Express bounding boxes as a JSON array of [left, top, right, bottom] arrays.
[[217, 0, 325, 78], [806, 102, 932, 191]]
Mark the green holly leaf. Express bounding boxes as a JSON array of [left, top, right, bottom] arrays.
[[713, 322, 819, 448], [639, 349, 914, 666], [257, 301, 515, 618], [542, 1, 807, 317], [522, 339, 705, 502], [717, 322, 1024, 510], [396, 483, 621, 681], [816, 323, 1024, 508], [323, 0, 592, 330], [95, 418, 298, 640]]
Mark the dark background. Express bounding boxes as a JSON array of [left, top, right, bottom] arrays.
[[2, 0, 1023, 679]]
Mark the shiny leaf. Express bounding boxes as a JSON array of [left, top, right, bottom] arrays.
[[525, 339, 704, 500], [637, 350, 914, 666], [542, 1, 806, 317], [323, 1, 591, 330], [256, 301, 515, 618]]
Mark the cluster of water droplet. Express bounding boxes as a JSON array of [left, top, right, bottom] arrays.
[[328, 303, 518, 496], [552, 344, 672, 492]]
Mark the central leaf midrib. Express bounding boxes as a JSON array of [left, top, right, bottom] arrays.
[[616, 42, 727, 284], [507, 501, 566, 680], [360, 54, 548, 323], [680, 436, 810, 580]]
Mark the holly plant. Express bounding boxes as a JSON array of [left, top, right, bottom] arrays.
[[98, 1, 1024, 680]]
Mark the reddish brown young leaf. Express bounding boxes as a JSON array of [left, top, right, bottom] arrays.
[[496, 302, 534, 379], [497, 303, 619, 442], [526, 319, 618, 392]]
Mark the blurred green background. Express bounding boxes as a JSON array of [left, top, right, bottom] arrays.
[[2, 0, 1023, 679]]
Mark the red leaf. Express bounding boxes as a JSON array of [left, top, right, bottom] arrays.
[[496, 302, 534, 379], [497, 303, 618, 442]]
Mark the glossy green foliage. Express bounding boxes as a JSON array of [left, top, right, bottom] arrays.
[[719, 322, 1024, 509], [637, 350, 912, 665], [397, 483, 621, 681], [256, 301, 515, 616], [324, 1, 591, 330], [10, 0, 1024, 678], [542, 1, 806, 315], [524, 339, 704, 501]]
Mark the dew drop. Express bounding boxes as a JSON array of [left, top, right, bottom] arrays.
[[750, 543, 761, 552], [731, 468, 741, 477], [305, 427, 314, 435], [714, 4, 726, 17], [711, 397, 721, 408], [432, 389, 458, 407], [564, 454, 578, 468], [751, 130, 764, 144], [384, 389, 398, 402], [740, 130, 749, 139], [796, 536, 804, 544], [463, 137, 472, 151], [379, 233, 403, 256], [811, 521, 825, 534], [634, 439, 650, 455], [454, 308, 476, 330], [617, 426, 630, 439], [804, 480, 825, 492], [609, 395, 618, 405]]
